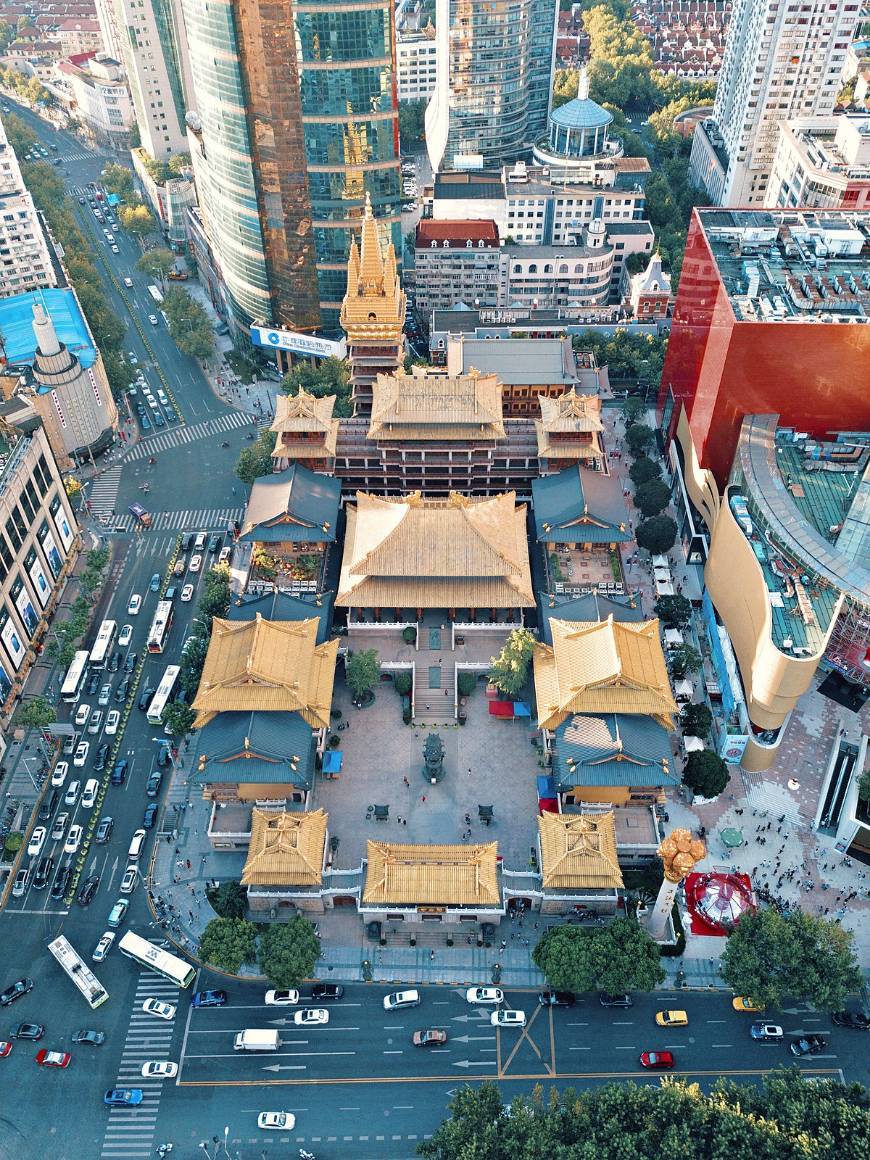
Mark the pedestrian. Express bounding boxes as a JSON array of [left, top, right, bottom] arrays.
[[403, 776, 410, 787], [186, 858, 191, 870], [429, 949, 435, 961], [421, 795, 426, 803], [402, 819, 407, 826]]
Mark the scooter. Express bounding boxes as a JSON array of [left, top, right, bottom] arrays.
[[156, 1145, 173, 1158], [220, 441, 230, 448]]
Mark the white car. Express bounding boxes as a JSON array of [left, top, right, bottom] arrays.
[[111, 244, 120, 254], [87, 710, 103, 735], [466, 987, 504, 1006], [148, 314, 158, 326], [64, 781, 80, 806], [51, 813, 68, 842], [81, 778, 99, 809], [127, 594, 142, 615], [27, 827, 46, 857], [73, 741, 90, 767], [293, 1008, 329, 1026], [123, 277, 133, 288], [264, 989, 299, 1006], [142, 998, 176, 1021], [74, 702, 92, 728], [491, 1009, 526, 1028], [105, 710, 121, 736], [92, 931, 115, 962], [180, 584, 194, 602], [118, 624, 133, 647], [257, 1112, 295, 1131], [98, 684, 112, 707], [141, 1061, 178, 1078], [157, 389, 169, 406], [120, 866, 138, 894], [64, 824, 83, 854], [189, 554, 202, 573], [51, 761, 69, 788], [127, 351, 138, 365]]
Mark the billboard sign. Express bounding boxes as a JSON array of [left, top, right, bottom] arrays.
[[250, 325, 346, 360], [719, 733, 749, 764]]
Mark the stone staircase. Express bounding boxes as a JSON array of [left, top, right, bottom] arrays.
[[413, 658, 454, 721]]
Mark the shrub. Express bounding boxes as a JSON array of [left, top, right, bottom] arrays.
[[394, 672, 412, 696], [629, 456, 661, 487], [457, 672, 477, 697]]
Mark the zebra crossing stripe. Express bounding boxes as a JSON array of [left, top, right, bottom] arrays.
[[124, 411, 250, 460]]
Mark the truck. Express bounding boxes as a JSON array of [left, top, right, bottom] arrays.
[[234, 1029, 280, 1052], [128, 503, 153, 528], [147, 284, 164, 304]]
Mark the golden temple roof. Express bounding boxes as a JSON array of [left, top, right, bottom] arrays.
[[270, 389, 339, 459], [362, 840, 501, 906], [192, 615, 338, 731], [336, 491, 535, 610], [538, 811, 623, 891], [340, 193, 405, 340], [368, 369, 505, 441], [535, 390, 603, 459], [241, 808, 327, 887], [534, 616, 677, 731]]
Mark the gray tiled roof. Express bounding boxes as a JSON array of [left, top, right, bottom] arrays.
[[537, 591, 643, 643], [228, 589, 334, 643], [553, 712, 676, 788], [532, 466, 631, 543], [195, 710, 315, 787], [239, 463, 341, 544]]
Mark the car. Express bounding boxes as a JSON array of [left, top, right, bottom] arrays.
[[383, 989, 420, 1010], [82, 776, 101, 805], [164, 585, 176, 600], [640, 1050, 675, 1070], [124, 651, 138, 674], [77, 873, 100, 907], [491, 1009, 526, 1027], [140, 415, 152, 431], [538, 990, 575, 1007], [51, 761, 69, 788], [87, 670, 99, 692], [72, 1030, 105, 1046], [264, 989, 299, 1006], [107, 651, 121, 673], [148, 314, 158, 326], [123, 277, 133, 288], [51, 865, 72, 900], [115, 677, 131, 703], [310, 984, 344, 1002], [74, 702, 92, 728], [127, 351, 138, 365], [111, 759, 129, 786], [64, 824, 84, 854], [38, 790, 59, 824], [293, 1008, 329, 1026], [257, 1112, 295, 1131], [27, 827, 46, 857], [145, 771, 162, 798], [127, 594, 142, 615], [733, 996, 764, 1013], [157, 389, 169, 406], [51, 813, 69, 842], [156, 741, 173, 768], [655, 1010, 689, 1027], [180, 532, 194, 551], [62, 732, 80, 757], [73, 741, 89, 767], [87, 710, 103, 735], [600, 993, 633, 1008], [105, 710, 121, 736], [95, 816, 113, 844], [149, 572, 161, 592], [141, 1060, 178, 1078], [92, 932, 115, 962], [750, 1022, 783, 1041], [0, 979, 33, 1006], [189, 554, 202, 573], [412, 1028, 447, 1046], [104, 1089, 143, 1106], [832, 1011, 870, 1030], [98, 682, 112, 705], [191, 989, 228, 1008], [118, 624, 133, 647], [218, 546, 232, 565], [208, 533, 221, 553], [35, 1049, 71, 1069], [64, 781, 81, 806], [172, 558, 187, 578], [107, 899, 128, 929], [79, 196, 86, 204], [12, 868, 29, 897], [466, 987, 504, 1005], [180, 584, 194, 602], [790, 1034, 827, 1057], [142, 802, 158, 830], [138, 686, 155, 711], [143, 998, 175, 1021], [111, 244, 120, 254], [0, 1040, 11, 1057], [153, 410, 166, 428], [120, 866, 138, 895], [10, 1023, 44, 1041]]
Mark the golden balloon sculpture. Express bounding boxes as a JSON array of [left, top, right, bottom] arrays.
[[646, 827, 707, 941]]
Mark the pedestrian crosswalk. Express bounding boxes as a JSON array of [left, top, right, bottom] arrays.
[[84, 465, 122, 522], [99, 968, 181, 1159], [114, 505, 244, 532], [124, 410, 253, 461]]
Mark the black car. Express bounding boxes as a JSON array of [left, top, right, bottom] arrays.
[[107, 651, 121, 674], [146, 771, 163, 798], [9, 1022, 43, 1040], [208, 533, 221, 553], [115, 676, 131, 702], [77, 873, 100, 907], [142, 802, 158, 829], [191, 989, 227, 1008], [32, 856, 54, 890], [38, 789, 59, 822], [790, 1034, 827, 1057], [86, 672, 100, 696], [72, 1029, 105, 1046], [51, 865, 73, 900], [110, 759, 128, 786], [310, 984, 344, 1002], [156, 742, 172, 768], [138, 685, 154, 711], [599, 993, 633, 1008], [180, 532, 193, 551], [94, 743, 110, 772], [123, 652, 138, 674], [95, 816, 113, 844], [538, 990, 576, 1007], [0, 978, 34, 1006], [832, 1011, 870, 1030], [78, 196, 86, 204]]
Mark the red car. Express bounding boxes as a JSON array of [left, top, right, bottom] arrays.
[[35, 1049, 71, 1069], [0, 1041, 11, 1057], [640, 1050, 675, 1070]]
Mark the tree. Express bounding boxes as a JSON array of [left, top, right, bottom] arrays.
[[858, 769, 870, 803], [198, 917, 256, 974], [721, 909, 862, 1013], [654, 594, 691, 627], [682, 748, 729, 798], [235, 429, 277, 485], [533, 917, 664, 995], [552, 67, 579, 109], [346, 648, 381, 700], [629, 456, 661, 487], [137, 248, 175, 284], [398, 97, 427, 146], [636, 515, 677, 555], [178, 629, 209, 697], [258, 917, 321, 989], [680, 702, 712, 739], [572, 330, 668, 386], [198, 564, 231, 626], [488, 627, 537, 697], [161, 702, 196, 738], [622, 396, 647, 426], [283, 356, 352, 417], [633, 478, 671, 518], [669, 643, 702, 677], [168, 152, 191, 176], [626, 423, 655, 456], [206, 879, 248, 920], [101, 162, 133, 200], [17, 697, 56, 729], [394, 671, 412, 696], [161, 285, 215, 360], [119, 204, 155, 237]]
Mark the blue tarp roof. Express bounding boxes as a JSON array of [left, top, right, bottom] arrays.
[[322, 750, 343, 773], [0, 289, 96, 370]]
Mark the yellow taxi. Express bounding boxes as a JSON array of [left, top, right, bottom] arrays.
[[732, 996, 764, 1013], [655, 1009, 689, 1027]]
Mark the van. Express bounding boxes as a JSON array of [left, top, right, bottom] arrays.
[[193, 532, 207, 552], [12, 868, 29, 898], [233, 1029, 279, 1052], [127, 828, 147, 861]]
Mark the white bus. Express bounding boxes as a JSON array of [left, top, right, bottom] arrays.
[[147, 284, 164, 304], [118, 931, 195, 987], [89, 619, 117, 669], [60, 650, 90, 703], [147, 600, 174, 654], [147, 664, 180, 725], [47, 935, 109, 1009]]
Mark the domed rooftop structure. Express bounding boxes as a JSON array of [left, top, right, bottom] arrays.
[[545, 69, 613, 158]]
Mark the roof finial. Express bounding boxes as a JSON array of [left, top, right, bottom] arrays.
[[577, 65, 590, 102]]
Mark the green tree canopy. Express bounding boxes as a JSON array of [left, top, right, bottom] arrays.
[[258, 917, 321, 989], [633, 478, 671, 518], [398, 97, 427, 146], [178, 628, 209, 697], [488, 627, 537, 698], [572, 330, 668, 385], [17, 697, 57, 729], [721, 909, 862, 1013], [161, 702, 196, 738], [206, 879, 248, 920], [137, 247, 176, 283], [119, 203, 155, 237], [198, 564, 231, 627], [682, 748, 729, 798], [346, 648, 381, 699], [626, 423, 655, 456], [198, 917, 256, 974], [629, 456, 661, 487], [680, 702, 712, 739], [668, 643, 702, 677], [532, 917, 664, 994], [101, 162, 134, 200], [636, 515, 677, 555], [858, 769, 870, 803], [161, 285, 214, 360], [622, 395, 648, 425], [654, 593, 691, 626], [235, 429, 277, 486], [282, 357, 352, 417]]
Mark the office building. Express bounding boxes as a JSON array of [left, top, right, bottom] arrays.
[[0, 122, 56, 299], [689, 0, 861, 206], [765, 115, 870, 211], [425, 0, 559, 172], [55, 53, 135, 148], [181, 0, 400, 338], [397, 26, 438, 102], [413, 219, 501, 313]]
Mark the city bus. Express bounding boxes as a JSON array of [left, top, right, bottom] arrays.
[[117, 931, 195, 987], [60, 650, 90, 703], [89, 619, 117, 669], [147, 664, 180, 725], [47, 935, 109, 1009], [147, 284, 164, 304], [147, 600, 174, 654]]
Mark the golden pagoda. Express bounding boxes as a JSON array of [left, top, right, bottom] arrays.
[[339, 193, 405, 417]]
